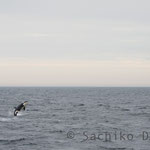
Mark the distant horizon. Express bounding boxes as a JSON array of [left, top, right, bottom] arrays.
[[0, 86, 150, 88]]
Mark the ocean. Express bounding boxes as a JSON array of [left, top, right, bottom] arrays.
[[0, 87, 150, 150]]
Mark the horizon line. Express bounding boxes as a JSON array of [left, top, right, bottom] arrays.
[[0, 86, 150, 88]]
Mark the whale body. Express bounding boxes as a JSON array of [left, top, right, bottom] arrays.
[[14, 101, 28, 116]]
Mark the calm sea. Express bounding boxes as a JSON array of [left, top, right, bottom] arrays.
[[0, 87, 150, 150]]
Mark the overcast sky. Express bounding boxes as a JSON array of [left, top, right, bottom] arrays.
[[0, 0, 150, 86]]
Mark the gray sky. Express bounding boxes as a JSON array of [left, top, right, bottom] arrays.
[[0, 0, 150, 86]]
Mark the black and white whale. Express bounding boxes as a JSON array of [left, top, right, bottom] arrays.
[[14, 101, 28, 116]]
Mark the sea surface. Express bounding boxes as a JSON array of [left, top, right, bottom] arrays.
[[0, 87, 150, 150]]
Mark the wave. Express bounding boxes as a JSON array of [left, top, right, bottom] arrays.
[[99, 146, 132, 150], [0, 117, 13, 122], [129, 112, 149, 116], [0, 138, 26, 144]]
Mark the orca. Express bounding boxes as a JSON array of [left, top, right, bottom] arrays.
[[14, 101, 28, 116]]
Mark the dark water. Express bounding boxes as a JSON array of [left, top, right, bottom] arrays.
[[0, 87, 150, 150]]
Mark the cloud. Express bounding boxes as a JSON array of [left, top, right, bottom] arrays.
[[24, 33, 50, 38], [0, 57, 150, 86], [0, 1, 150, 86]]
